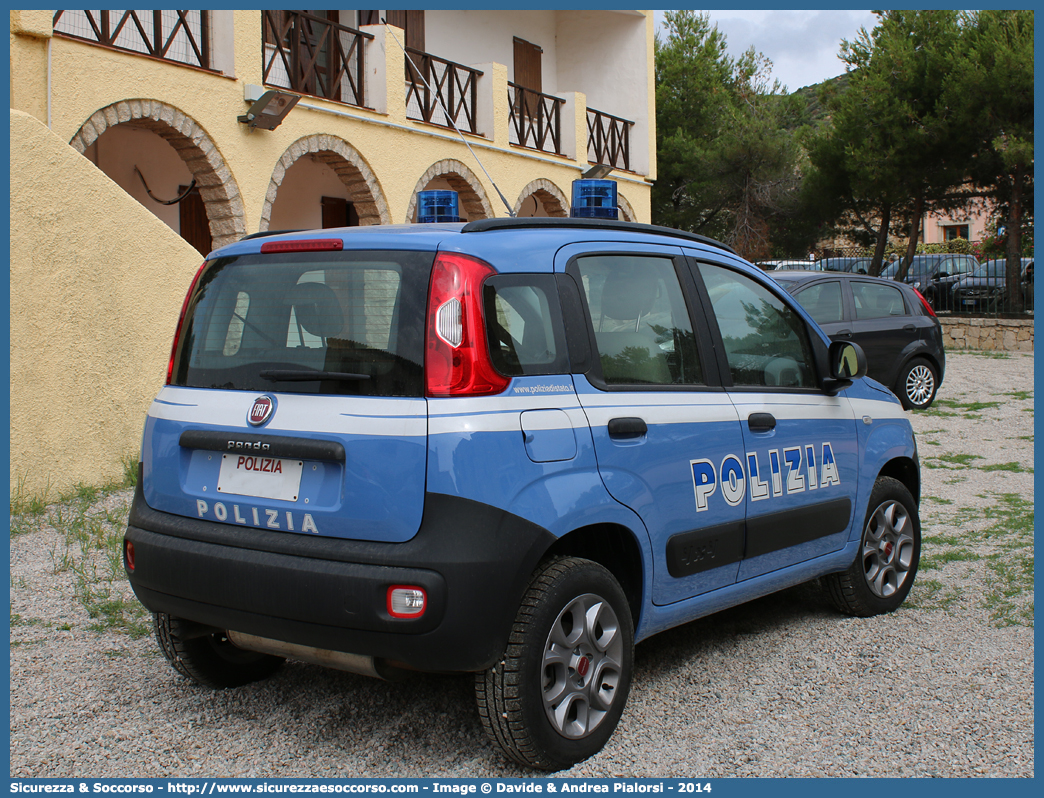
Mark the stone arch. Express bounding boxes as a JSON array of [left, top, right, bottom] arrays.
[[261, 135, 391, 229], [405, 159, 495, 223], [513, 179, 569, 218], [69, 99, 246, 249], [617, 192, 637, 223]]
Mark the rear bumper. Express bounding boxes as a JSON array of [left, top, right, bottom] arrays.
[[125, 484, 555, 673]]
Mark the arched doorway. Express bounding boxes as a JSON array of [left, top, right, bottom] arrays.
[[513, 179, 569, 218], [405, 159, 494, 223], [70, 100, 245, 253], [262, 135, 391, 231]]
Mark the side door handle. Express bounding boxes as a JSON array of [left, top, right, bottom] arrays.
[[835, 329, 852, 338], [748, 412, 776, 432], [608, 417, 647, 439], [903, 324, 916, 331]]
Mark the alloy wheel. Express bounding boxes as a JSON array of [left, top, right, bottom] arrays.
[[861, 499, 915, 598], [541, 593, 624, 739], [905, 364, 935, 407]]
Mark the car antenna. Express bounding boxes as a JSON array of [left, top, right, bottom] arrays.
[[382, 19, 515, 218]]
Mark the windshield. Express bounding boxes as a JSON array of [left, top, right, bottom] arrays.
[[170, 250, 434, 397]]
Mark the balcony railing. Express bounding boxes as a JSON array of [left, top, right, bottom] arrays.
[[508, 84, 563, 155], [262, 11, 373, 108], [588, 108, 633, 172], [53, 10, 210, 69], [405, 48, 483, 134]]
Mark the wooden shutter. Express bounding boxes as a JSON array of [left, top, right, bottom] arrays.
[[513, 36, 542, 93]]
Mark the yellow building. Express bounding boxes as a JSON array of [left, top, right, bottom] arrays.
[[9, 9, 657, 496]]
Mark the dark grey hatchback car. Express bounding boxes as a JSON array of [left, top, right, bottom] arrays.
[[772, 271, 945, 409]]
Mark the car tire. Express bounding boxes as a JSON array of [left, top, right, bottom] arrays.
[[823, 476, 920, 617], [153, 613, 284, 689], [896, 357, 939, 410], [475, 557, 634, 771]]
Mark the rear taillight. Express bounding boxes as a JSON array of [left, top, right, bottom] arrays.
[[425, 252, 509, 397], [913, 287, 936, 318], [166, 260, 209, 385]]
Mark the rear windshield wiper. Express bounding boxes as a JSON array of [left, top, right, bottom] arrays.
[[259, 369, 371, 382]]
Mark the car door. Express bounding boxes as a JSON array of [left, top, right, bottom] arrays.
[[688, 258, 861, 581], [846, 279, 916, 387], [556, 242, 748, 606]]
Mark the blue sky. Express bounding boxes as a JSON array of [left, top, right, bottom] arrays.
[[655, 9, 879, 92]]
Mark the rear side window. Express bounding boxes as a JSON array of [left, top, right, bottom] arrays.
[[483, 274, 568, 377], [171, 250, 433, 397], [851, 281, 908, 319]]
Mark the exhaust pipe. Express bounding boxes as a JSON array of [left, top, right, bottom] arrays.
[[227, 630, 407, 681]]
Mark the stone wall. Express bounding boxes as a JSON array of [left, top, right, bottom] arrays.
[[940, 317, 1034, 352]]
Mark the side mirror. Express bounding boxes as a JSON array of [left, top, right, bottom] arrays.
[[822, 340, 866, 395]]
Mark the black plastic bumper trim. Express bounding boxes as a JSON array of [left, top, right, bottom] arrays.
[[125, 484, 555, 673]]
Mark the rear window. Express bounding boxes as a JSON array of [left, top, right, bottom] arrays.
[[170, 250, 433, 397]]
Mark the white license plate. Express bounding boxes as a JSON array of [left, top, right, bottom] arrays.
[[217, 454, 303, 502]]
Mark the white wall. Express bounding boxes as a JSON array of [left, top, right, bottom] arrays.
[[555, 10, 650, 175], [426, 10, 559, 91]]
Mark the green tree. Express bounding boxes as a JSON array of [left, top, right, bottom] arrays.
[[946, 10, 1033, 309], [653, 11, 734, 238], [652, 11, 803, 260], [804, 11, 968, 277]]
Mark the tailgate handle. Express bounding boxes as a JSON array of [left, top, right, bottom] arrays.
[[179, 430, 346, 462], [608, 417, 647, 439], [748, 412, 776, 432]]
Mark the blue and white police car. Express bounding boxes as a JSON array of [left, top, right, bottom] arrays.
[[125, 185, 921, 771]]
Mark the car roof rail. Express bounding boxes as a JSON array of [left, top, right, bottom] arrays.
[[239, 229, 305, 241], [460, 217, 737, 255]]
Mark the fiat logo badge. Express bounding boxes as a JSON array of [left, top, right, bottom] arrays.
[[247, 395, 275, 426]]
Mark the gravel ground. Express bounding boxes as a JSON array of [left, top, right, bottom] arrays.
[[9, 351, 1034, 778]]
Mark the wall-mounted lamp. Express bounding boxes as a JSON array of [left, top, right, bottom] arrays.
[[238, 90, 300, 130], [581, 163, 613, 180]]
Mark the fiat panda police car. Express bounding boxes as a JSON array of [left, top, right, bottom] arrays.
[[125, 185, 921, 771]]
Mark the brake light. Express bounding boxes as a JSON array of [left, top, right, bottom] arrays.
[[913, 287, 936, 318], [260, 238, 343, 253], [166, 260, 209, 385], [425, 252, 508, 397]]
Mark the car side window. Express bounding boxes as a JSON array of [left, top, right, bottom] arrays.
[[697, 263, 816, 389], [483, 275, 568, 377], [851, 281, 907, 319], [576, 255, 702, 386], [793, 281, 843, 324]]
